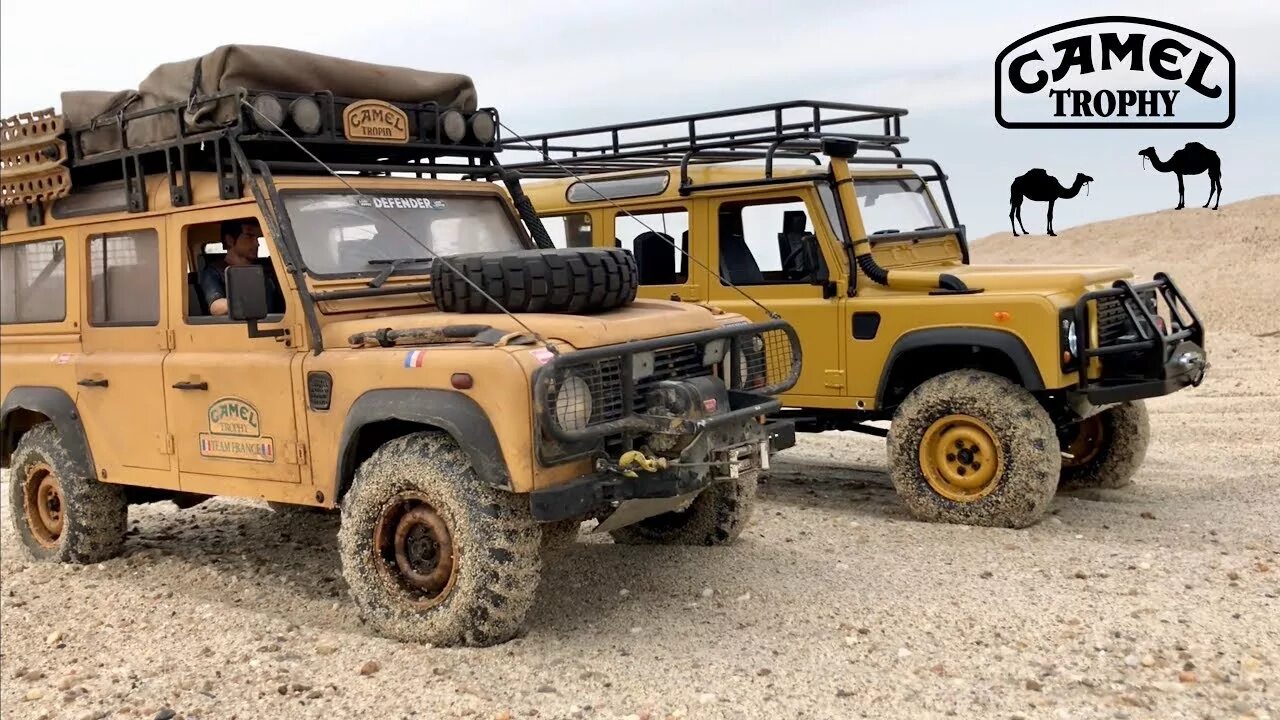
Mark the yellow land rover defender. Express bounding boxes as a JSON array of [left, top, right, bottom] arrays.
[[511, 101, 1208, 529], [0, 47, 801, 647]]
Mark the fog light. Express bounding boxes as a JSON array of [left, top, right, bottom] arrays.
[[469, 111, 496, 144], [249, 94, 285, 131], [288, 96, 322, 134], [440, 109, 467, 143]]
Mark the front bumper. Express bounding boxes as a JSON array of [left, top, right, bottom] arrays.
[[1070, 272, 1208, 405], [530, 417, 792, 523]]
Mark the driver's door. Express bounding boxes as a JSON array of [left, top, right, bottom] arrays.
[[161, 206, 309, 498]]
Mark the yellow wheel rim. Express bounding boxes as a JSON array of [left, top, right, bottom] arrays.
[[919, 414, 1004, 503], [1062, 415, 1105, 468]]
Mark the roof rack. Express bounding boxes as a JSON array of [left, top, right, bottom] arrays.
[[3, 88, 508, 225], [501, 99, 965, 250], [501, 100, 910, 182]]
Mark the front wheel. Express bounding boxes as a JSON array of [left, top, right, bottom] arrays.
[[886, 370, 1060, 528], [1058, 401, 1150, 490], [337, 431, 542, 647], [607, 472, 758, 546]]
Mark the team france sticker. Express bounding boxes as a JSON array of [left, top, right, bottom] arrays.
[[404, 350, 427, 368]]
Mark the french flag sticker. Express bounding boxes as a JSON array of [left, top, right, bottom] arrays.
[[403, 350, 426, 368]]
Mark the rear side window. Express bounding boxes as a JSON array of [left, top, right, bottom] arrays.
[[88, 228, 161, 326], [542, 212, 593, 248], [0, 238, 67, 324]]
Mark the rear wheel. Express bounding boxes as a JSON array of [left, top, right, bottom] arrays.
[[6, 422, 127, 563], [607, 473, 758, 546], [887, 370, 1060, 528], [337, 431, 541, 647], [1058, 401, 1150, 490]]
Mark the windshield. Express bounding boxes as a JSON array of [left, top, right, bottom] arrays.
[[854, 178, 943, 236], [281, 193, 524, 276]]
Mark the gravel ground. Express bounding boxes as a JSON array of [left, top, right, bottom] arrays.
[[3, 200, 1278, 719]]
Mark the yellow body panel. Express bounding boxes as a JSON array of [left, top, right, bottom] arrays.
[[524, 163, 1135, 412], [2, 170, 740, 508]]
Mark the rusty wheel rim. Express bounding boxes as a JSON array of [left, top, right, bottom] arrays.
[[919, 414, 1004, 503], [23, 462, 64, 548], [1062, 415, 1105, 468], [373, 492, 457, 609]]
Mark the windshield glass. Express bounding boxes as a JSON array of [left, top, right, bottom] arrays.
[[854, 178, 943, 236], [281, 193, 524, 276]]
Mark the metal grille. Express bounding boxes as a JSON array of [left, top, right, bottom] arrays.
[[731, 328, 797, 394], [635, 344, 708, 412], [1095, 289, 1158, 346]]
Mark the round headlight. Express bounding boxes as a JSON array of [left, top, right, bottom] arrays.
[[288, 96, 323, 134], [469, 112, 496, 144], [249, 94, 285, 131], [440, 109, 467, 143], [1065, 320, 1078, 356], [554, 374, 593, 431]]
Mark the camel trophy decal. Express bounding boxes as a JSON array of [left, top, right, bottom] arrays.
[[1008, 169, 1093, 237], [1139, 142, 1222, 210]]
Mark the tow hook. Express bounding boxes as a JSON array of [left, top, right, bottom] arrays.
[[614, 450, 669, 477]]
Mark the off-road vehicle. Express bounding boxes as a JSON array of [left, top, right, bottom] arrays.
[[509, 100, 1207, 529], [0, 46, 801, 647]]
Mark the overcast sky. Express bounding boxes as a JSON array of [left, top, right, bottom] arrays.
[[3, 0, 1277, 239]]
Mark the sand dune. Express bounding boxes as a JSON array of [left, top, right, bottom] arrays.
[[973, 194, 1280, 336]]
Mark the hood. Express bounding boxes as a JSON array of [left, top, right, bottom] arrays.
[[323, 298, 722, 351], [942, 263, 1133, 294]]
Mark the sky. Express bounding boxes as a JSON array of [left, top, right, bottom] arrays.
[[3, 0, 1277, 239]]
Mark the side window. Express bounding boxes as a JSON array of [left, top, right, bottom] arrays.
[[613, 208, 689, 285], [541, 213, 593, 249], [88, 229, 160, 326], [717, 198, 825, 286], [0, 238, 67, 324], [184, 218, 285, 321]]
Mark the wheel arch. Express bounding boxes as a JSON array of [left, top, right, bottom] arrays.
[[1, 386, 96, 478], [333, 388, 513, 502], [876, 328, 1044, 411]]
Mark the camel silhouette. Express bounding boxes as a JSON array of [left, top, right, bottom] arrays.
[[1138, 142, 1222, 210], [1008, 169, 1093, 237]]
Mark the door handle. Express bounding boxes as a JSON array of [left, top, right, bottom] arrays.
[[77, 378, 109, 388], [171, 380, 208, 391]]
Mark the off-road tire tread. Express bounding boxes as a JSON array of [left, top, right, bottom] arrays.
[[6, 422, 127, 563], [607, 473, 758, 546], [887, 370, 1059, 529], [1058, 401, 1150, 491], [337, 431, 541, 647], [431, 248, 638, 314]]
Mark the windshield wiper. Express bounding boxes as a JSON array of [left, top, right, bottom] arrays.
[[871, 228, 901, 235], [366, 257, 431, 288], [914, 225, 943, 231]]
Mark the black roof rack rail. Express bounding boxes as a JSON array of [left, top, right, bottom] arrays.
[[51, 89, 506, 213], [502, 100, 910, 182]]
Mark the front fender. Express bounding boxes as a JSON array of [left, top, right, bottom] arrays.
[[876, 327, 1044, 406], [335, 388, 512, 496]]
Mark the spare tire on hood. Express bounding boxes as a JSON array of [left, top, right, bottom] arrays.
[[431, 248, 638, 314]]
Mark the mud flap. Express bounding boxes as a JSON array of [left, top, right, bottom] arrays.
[[592, 490, 701, 534]]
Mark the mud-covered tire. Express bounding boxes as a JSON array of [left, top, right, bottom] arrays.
[[607, 473, 758, 546], [1057, 401, 1150, 491], [886, 370, 1059, 529], [431, 248, 638, 314], [6, 422, 127, 563], [337, 431, 541, 647]]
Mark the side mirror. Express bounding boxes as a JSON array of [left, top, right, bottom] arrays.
[[226, 265, 269, 322], [226, 265, 286, 340]]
